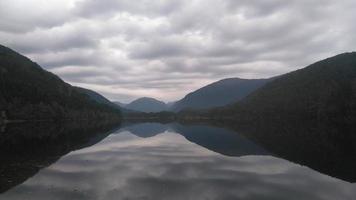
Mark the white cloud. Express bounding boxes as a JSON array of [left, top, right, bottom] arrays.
[[1, 0, 356, 103]]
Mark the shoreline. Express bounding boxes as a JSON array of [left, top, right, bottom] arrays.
[[0, 118, 122, 125]]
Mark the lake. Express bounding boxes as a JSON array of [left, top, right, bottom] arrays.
[[0, 122, 355, 200]]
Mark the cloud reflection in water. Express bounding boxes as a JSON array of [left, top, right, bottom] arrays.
[[1, 126, 355, 200]]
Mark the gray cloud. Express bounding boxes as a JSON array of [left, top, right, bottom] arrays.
[[1, 0, 356, 103], [0, 0, 74, 33], [74, 0, 184, 18]]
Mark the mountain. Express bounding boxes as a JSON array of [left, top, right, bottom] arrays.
[[0, 44, 121, 121], [75, 87, 121, 109], [73, 87, 141, 114], [213, 52, 356, 123], [113, 101, 127, 108], [113, 101, 136, 113], [75, 87, 113, 106], [125, 97, 167, 113], [73, 88, 138, 114], [166, 101, 176, 108], [172, 78, 270, 112]]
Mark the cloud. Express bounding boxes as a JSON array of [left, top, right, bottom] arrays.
[[0, 0, 75, 33], [1, 0, 356, 102], [74, 0, 184, 18]]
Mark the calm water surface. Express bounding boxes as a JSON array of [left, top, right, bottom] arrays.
[[0, 122, 355, 200]]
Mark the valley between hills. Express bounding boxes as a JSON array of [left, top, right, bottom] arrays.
[[1, 44, 356, 128]]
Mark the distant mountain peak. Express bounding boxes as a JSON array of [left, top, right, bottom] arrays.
[[134, 97, 164, 102], [125, 97, 167, 113], [171, 77, 271, 112]]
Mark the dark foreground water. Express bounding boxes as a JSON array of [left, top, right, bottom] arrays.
[[0, 122, 355, 200]]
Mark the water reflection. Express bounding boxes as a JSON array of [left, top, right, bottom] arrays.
[[122, 123, 168, 138], [172, 123, 269, 156], [0, 121, 121, 193], [0, 122, 355, 200], [223, 120, 356, 183]]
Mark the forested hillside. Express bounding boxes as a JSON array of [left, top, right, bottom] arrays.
[[211, 52, 356, 124], [0, 45, 121, 121], [172, 78, 270, 111]]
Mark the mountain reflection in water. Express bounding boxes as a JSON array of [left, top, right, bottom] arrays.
[[0, 121, 355, 200]]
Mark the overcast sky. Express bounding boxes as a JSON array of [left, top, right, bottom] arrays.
[[1, 0, 355, 103]]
